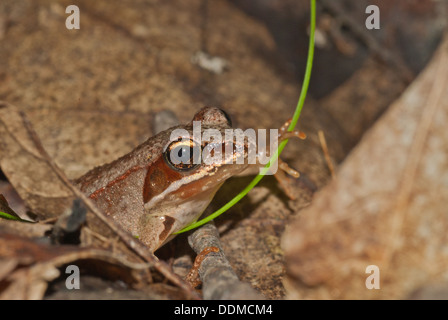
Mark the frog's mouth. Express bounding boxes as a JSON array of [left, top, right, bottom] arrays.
[[144, 160, 247, 210]]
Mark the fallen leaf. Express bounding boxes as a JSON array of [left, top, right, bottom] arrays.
[[1, 0, 444, 299], [0, 102, 200, 299], [0, 194, 21, 220], [283, 35, 448, 299], [0, 233, 148, 300], [0, 103, 75, 220]]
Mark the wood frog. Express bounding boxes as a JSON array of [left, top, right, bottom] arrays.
[[75, 107, 304, 252], [75, 107, 251, 252]]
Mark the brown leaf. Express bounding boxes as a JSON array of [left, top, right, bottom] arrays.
[[0, 194, 21, 220], [0, 103, 75, 220], [1, 0, 443, 299], [283, 35, 448, 299], [0, 219, 51, 239], [0, 233, 147, 299], [0, 102, 199, 299]]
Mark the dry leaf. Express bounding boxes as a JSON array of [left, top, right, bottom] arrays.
[[283, 35, 448, 299], [0, 102, 198, 299], [0, 103, 75, 220], [1, 0, 444, 299], [0, 233, 147, 300], [0, 194, 21, 220]]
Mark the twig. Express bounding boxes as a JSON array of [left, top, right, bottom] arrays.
[[12, 105, 200, 300], [188, 223, 264, 300], [318, 130, 336, 179]]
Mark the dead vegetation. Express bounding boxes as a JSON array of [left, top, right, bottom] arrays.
[[0, 0, 447, 299]]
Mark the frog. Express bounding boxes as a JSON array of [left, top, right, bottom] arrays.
[[75, 107, 304, 252], [75, 107, 249, 251]]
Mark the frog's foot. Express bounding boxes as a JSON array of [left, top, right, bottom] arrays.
[[274, 155, 301, 200], [274, 169, 298, 200], [273, 119, 307, 199], [279, 120, 307, 141], [279, 118, 306, 139], [278, 158, 300, 178], [185, 246, 220, 289], [279, 118, 292, 135], [277, 119, 306, 180]]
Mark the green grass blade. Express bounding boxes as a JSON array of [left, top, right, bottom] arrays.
[[175, 0, 316, 235], [0, 211, 26, 221]]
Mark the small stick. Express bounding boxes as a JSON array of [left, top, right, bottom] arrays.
[[318, 130, 336, 179], [13, 106, 200, 300]]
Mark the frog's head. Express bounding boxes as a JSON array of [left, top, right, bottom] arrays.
[[140, 107, 254, 250]]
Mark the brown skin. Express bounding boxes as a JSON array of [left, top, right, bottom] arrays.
[[75, 107, 249, 252]]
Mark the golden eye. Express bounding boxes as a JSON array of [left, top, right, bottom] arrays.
[[164, 139, 201, 171]]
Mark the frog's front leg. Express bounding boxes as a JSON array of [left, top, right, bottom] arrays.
[[272, 119, 308, 199], [138, 187, 220, 252]]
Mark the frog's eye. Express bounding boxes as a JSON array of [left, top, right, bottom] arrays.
[[164, 139, 201, 171]]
